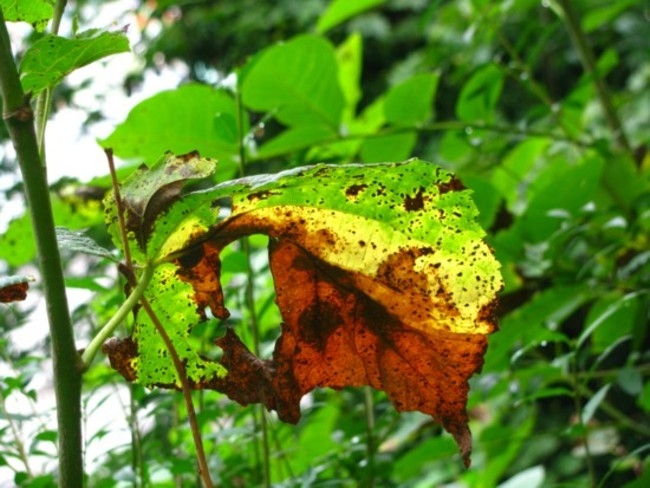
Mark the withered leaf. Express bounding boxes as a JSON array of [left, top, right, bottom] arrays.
[[0, 275, 33, 303], [104, 156, 502, 466]]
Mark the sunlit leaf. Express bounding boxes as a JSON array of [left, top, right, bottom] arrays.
[[241, 35, 344, 130], [20, 29, 130, 94], [0, 0, 53, 32], [101, 85, 246, 172]]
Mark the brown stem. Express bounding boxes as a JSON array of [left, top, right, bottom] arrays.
[[139, 296, 214, 488]]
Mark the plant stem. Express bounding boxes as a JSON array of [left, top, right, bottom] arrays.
[[363, 387, 376, 488], [80, 263, 154, 368], [0, 9, 84, 487], [236, 83, 272, 488], [556, 0, 632, 155]]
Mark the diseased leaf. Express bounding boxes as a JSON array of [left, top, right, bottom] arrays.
[[102, 263, 228, 388], [103, 151, 217, 261], [0, 275, 33, 303], [20, 29, 130, 94], [0, 0, 53, 32], [104, 155, 502, 466]]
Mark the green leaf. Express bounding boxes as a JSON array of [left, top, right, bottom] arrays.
[[336, 32, 363, 123], [0, 215, 36, 267], [384, 73, 440, 126], [0, 0, 53, 31], [316, 0, 386, 33], [484, 285, 585, 372], [578, 291, 645, 349], [101, 84, 245, 173], [586, 292, 643, 353], [241, 35, 344, 130], [20, 30, 130, 95], [360, 132, 416, 163], [256, 125, 335, 159], [521, 155, 604, 242], [456, 64, 504, 123], [638, 382, 650, 413], [491, 138, 551, 215], [582, 0, 639, 33], [581, 384, 611, 424], [460, 174, 502, 230]]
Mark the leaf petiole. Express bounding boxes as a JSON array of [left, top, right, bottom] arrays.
[[81, 263, 155, 370]]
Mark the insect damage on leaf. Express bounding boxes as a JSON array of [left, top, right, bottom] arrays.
[[103, 155, 502, 467]]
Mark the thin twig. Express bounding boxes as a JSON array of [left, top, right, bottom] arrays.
[[556, 0, 633, 155], [105, 148, 133, 268], [139, 296, 215, 488]]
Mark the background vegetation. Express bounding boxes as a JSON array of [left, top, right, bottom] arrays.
[[1, 0, 649, 487]]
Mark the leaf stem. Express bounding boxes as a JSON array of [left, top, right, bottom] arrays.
[[105, 148, 133, 268], [0, 8, 84, 487], [139, 295, 214, 488], [34, 0, 67, 159], [80, 263, 154, 368], [556, 0, 632, 155]]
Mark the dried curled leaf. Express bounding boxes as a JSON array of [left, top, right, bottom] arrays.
[[0, 275, 33, 303], [104, 154, 502, 466]]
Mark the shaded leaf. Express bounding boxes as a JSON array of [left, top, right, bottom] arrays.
[[456, 64, 504, 123], [20, 29, 129, 94], [0, 0, 53, 32], [55, 227, 117, 261], [316, 0, 386, 34]]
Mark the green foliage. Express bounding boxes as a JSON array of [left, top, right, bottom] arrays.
[[0, 0, 53, 31], [20, 30, 129, 95], [100, 85, 245, 174]]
